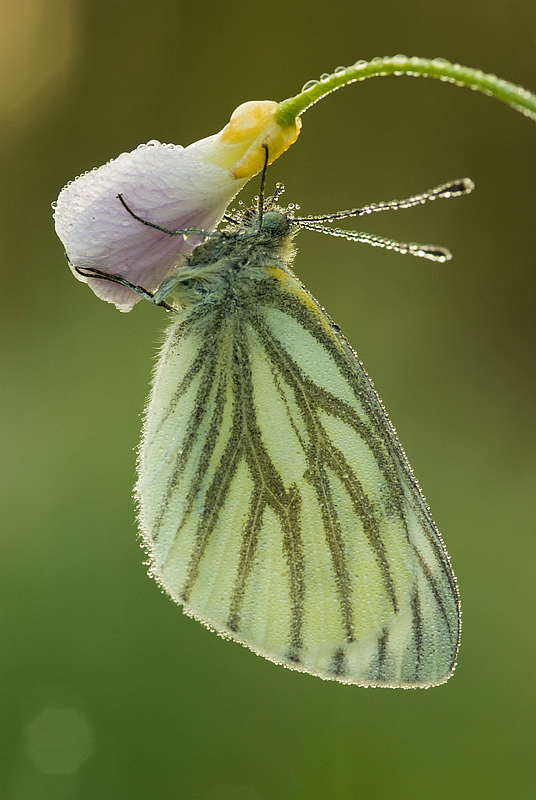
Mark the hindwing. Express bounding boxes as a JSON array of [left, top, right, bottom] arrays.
[[137, 265, 460, 687]]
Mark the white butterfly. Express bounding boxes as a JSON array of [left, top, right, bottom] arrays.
[[75, 176, 472, 687]]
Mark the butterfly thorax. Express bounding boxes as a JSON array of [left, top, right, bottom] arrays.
[[162, 207, 298, 310]]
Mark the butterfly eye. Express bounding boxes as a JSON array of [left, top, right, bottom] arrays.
[[260, 210, 291, 235]]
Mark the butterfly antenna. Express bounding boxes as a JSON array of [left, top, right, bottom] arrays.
[[257, 145, 270, 227], [294, 178, 474, 262], [294, 179, 474, 224]]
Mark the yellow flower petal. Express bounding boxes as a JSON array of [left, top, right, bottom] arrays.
[[187, 100, 301, 179]]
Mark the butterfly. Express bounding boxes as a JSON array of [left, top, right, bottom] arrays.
[[74, 171, 472, 687]]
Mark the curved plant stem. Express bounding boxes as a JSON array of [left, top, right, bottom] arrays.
[[276, 56, 536, 126]]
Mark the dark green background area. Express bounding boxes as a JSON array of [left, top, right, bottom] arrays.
[[2, 1, 535, 798]]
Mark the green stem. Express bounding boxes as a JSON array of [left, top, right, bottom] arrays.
[[276, 55, 536, 125]]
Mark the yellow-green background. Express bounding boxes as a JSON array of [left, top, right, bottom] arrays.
[[2, 1, 535, 798]]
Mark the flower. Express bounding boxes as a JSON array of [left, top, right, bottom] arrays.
[[54, 101, 301, 311]]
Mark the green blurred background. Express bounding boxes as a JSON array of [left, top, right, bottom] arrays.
[[2, 1, 535, 798]]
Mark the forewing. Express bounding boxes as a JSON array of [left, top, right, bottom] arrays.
[[136, 268, 460, 687]]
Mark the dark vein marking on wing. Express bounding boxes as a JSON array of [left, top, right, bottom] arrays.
[[410, 591, 424, 681], [256, 319, 399, 615], [330, 647, 348, 677], [414, 548, 458, 651]]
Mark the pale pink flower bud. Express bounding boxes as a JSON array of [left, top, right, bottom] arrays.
[[54, 101, 301, 311]]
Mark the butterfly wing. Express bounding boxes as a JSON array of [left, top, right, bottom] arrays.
[[136, 265, 460, 687]]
